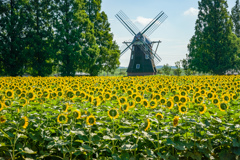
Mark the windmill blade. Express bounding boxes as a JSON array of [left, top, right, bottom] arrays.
[[120, 40, 135, 57], [153, 53, 162, 65], [137, 39, 154, 60], [117, 10, 140, 34], [115, 10, 140, 36], [137, 39, 162, 64], [141, 12, 168, 37]]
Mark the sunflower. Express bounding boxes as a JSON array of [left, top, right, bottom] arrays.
[[149, 99, 157, 109], [111, 94, 118, 101], [231, 94, 238, 100], [120, 104, 129, 113], [65, 90, 75, 99], [88, 95, 94, 104], [103, 92, 111, 101], [179, 105, 188, 114], [22, 116, 29, 129], [80, 92, 86, 98], [93, 97, 101, 106], [0, 103, 4, 111], [0, 116, 6, 123], [86, 115, 96, 126], [4, 100, 11, 107], [159, 98, 167, 105], [57, 113, 68, 124], [26, 91, 35, 100], [173, 116, 180, 127], [19, 98, 28, 106], [63, 104, 69, 112], [50, 92, 57, 99], [142, 99, 149, 108], [221, 94, 230, 102], [154, 94, 161, 100], [108, 108, 119, 119], [180, 90, 187, 96], [15, 88, 22, 96], [179, 96, 188, 104], [128, 100, 135, 108], [127, 89, 132, 96], [206, 92, 214, 99], [212, 98, 220, 105], [136, 85, 142, 91], [218, 102, 229, 112], [173, 95, 180, 103], [118, 97, 127, 105], [156, 113, 163, 121], [166, 99, 174, 109], [197, 96, 204, 104], [144, 119, 151, 131], [135, 95, 142, 103], [5, 90, 14, 99], [73, 110, 81, 119], [0, 94, 4, 102], [198, 104, 207, 114]]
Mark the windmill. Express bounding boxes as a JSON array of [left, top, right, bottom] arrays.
[[115, 10, 167, 76]]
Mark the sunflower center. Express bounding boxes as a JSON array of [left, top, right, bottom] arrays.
[[167, 101, 172, 107], [199, 105, 204, 112], [181, 106, 187, 112], [88, 117, 95, 124], [220, 103, 227, 110], [213, 99, 219, 104], [110, 109, 117, 117]]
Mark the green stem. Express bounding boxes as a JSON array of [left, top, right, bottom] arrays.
[[157, 121, 160, 153], [112, 119, 115, 154], [89, 127, 92, 160], [12, 124, 19, 160], [62, 124, 65, 158], [134, 127, 140, 160]]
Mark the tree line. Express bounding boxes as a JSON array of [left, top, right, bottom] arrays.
[[0, 0, 120, 77], [185, 0, 240, 75]]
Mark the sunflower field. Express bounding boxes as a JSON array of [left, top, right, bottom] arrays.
[[0, 76, 240, 160]]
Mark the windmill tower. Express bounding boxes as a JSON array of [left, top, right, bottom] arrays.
[[115, 11, 167, 76]]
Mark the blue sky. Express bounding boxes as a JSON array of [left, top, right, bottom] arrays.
[[101, 0, 236, 67]]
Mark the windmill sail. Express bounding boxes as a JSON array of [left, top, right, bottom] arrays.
[[115, 10, 167, 76]]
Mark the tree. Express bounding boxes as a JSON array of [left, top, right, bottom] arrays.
[[0, 0, 28, 76], [173, 61, 182, 76], [84, 0, 120, 76], [188, 0, 240, 75], [181, 55, 196, 75], [232, 0, 240, 38], [25, 0, 56, 76], [162, 64, 171, 75], [54, 0, 99, 76]]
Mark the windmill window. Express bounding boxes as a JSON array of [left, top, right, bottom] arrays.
[[131, 54, 134, 59], [132, 46, 134, 51], [136, 64, 140, 69], [145, 54, 149, 59]]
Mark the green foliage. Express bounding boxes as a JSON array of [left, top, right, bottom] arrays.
[[181, 57, 196, 75], [162, 64, 171, 75], [1, 76, 240, 159], [54, 0, 99, 76], [231, 0, 240, 38], [0, 0, 28, 76], [25, 0, 56, 76], [0, 0, 120, 77], [84, 0, 120, 76], [188, 0, 240, 75], [173, 61, 182, 76]]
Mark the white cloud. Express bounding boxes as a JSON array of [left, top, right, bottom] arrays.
[[134, 16, 153, 26], [184, 7, 199, 16]]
